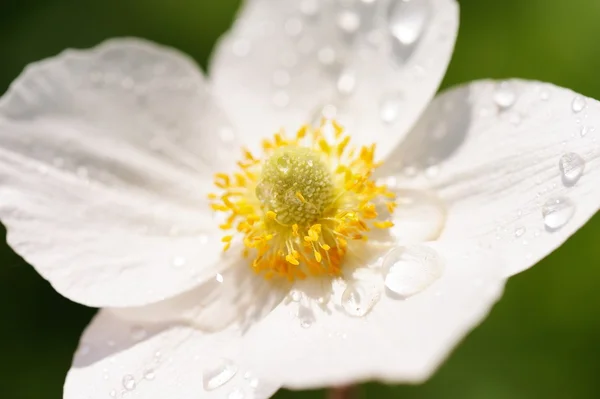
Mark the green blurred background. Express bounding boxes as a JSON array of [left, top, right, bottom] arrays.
[[1, 0, 600, 398]]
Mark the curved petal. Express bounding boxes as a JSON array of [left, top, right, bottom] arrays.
[[0, 38, 237, 307], [65, 309, 280, 399], [210, 0, 458, 156], [240, 241, 505, 388], [108, 256, 288, 333], [381, 79, 600, 276]]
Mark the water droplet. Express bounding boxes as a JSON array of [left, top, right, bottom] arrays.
[[122, 375, 136, 391], [249, 378, 260, 389], [272, 90, 290, 108], [559, 152, 585, 186], [219, 127, 235, 142], [542, 197, 575, 232], [229, 389, 245, 399], [341, 282, 380, 317], [318, 47, 336, 66], [273, 70, 291, 87], [203, 359, 238, 391], [514, 226, 526, 238], [297, 305, 315, 328], [580, 125, 595, 137], [380, 92, 402, 124], [285, 18, 303, 37], [572, 96, 587, 113], [337, 70, 356, 96], [382, 245, 443, 298], [540, 89, 550, 101], [172, 256, 186, 268], [290, 290, 302, 302], [130, 325, 147, 341], [387, 0, 431, 45], [300, 0, 319, 17], [337, 10, 361, 33], [143, 369, 155, 380], [215, 273, 224, 283], [494, 82, 516, 109]]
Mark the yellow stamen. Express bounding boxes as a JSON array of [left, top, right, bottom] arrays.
[[209, 120, 396, 281]]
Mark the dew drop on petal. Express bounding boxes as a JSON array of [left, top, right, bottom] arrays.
[[542, 197, 575, 232], [514, 226, 526, 238], [143, 369, 156, 381], [493, 82, 516, 109], [382, 246, 443, 298], [172, 256, 186, 268], [580, 125, 595, 137], [297, 305, 315, 328], [571, 96, 587, 113], [228, 389, 245, 399], [341, 282, 380, 317], [337, 10, 361, 33], [202, 359, 238, 391], [337, 69, 357, 96], [379, 92, 402, 124], [109, 389, 117, 398], [318, 47, 336, 66], [387, 0, 430, 46], [122, 375, 136, 391], [249, 378, 260, 389], [300, 0, 320, 17], [559, 152, 585, 186], [215, 273, 224, 283]]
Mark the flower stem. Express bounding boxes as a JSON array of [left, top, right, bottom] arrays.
[[328, 385, 358, 399]]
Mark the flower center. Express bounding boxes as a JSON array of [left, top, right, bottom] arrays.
[[256, 147, 334, 225], [209, 121, 396, 281]]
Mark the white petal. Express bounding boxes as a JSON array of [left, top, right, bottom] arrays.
[[65, 309, 280, 399], [382, 80, 600, 276], [109, 257, 288, 333], [210, 0, 458, 155], [239, 241, 505, 388], [0, 38, 236, 307]]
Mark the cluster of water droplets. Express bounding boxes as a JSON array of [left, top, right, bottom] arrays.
[[491, 81, 592, 234], [227, 0, 439, 125]]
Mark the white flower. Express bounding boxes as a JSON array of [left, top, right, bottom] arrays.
[[0, 0, 598, 398]]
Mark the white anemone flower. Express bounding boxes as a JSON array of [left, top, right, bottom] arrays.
[[1, 0, 599, 398]]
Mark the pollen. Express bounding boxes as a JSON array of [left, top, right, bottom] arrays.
[[209, 120, 396, 281]]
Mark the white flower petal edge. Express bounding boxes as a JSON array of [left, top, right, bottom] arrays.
[[64, 240, 504, 397], [210, 0, 458, 157], [381, 79, 600, 277], [0, 38, 236, 307], [239, 240, 504, 388], [64, 310, 281, 399]]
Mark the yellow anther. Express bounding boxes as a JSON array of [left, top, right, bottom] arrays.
[[295, 191, 306, 203], [386, 202, 397, 213], [286, 254, 300, 265], [314, 250, 322, 262], [210, 120, 396, 282], [296, 125, 308, 139]]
